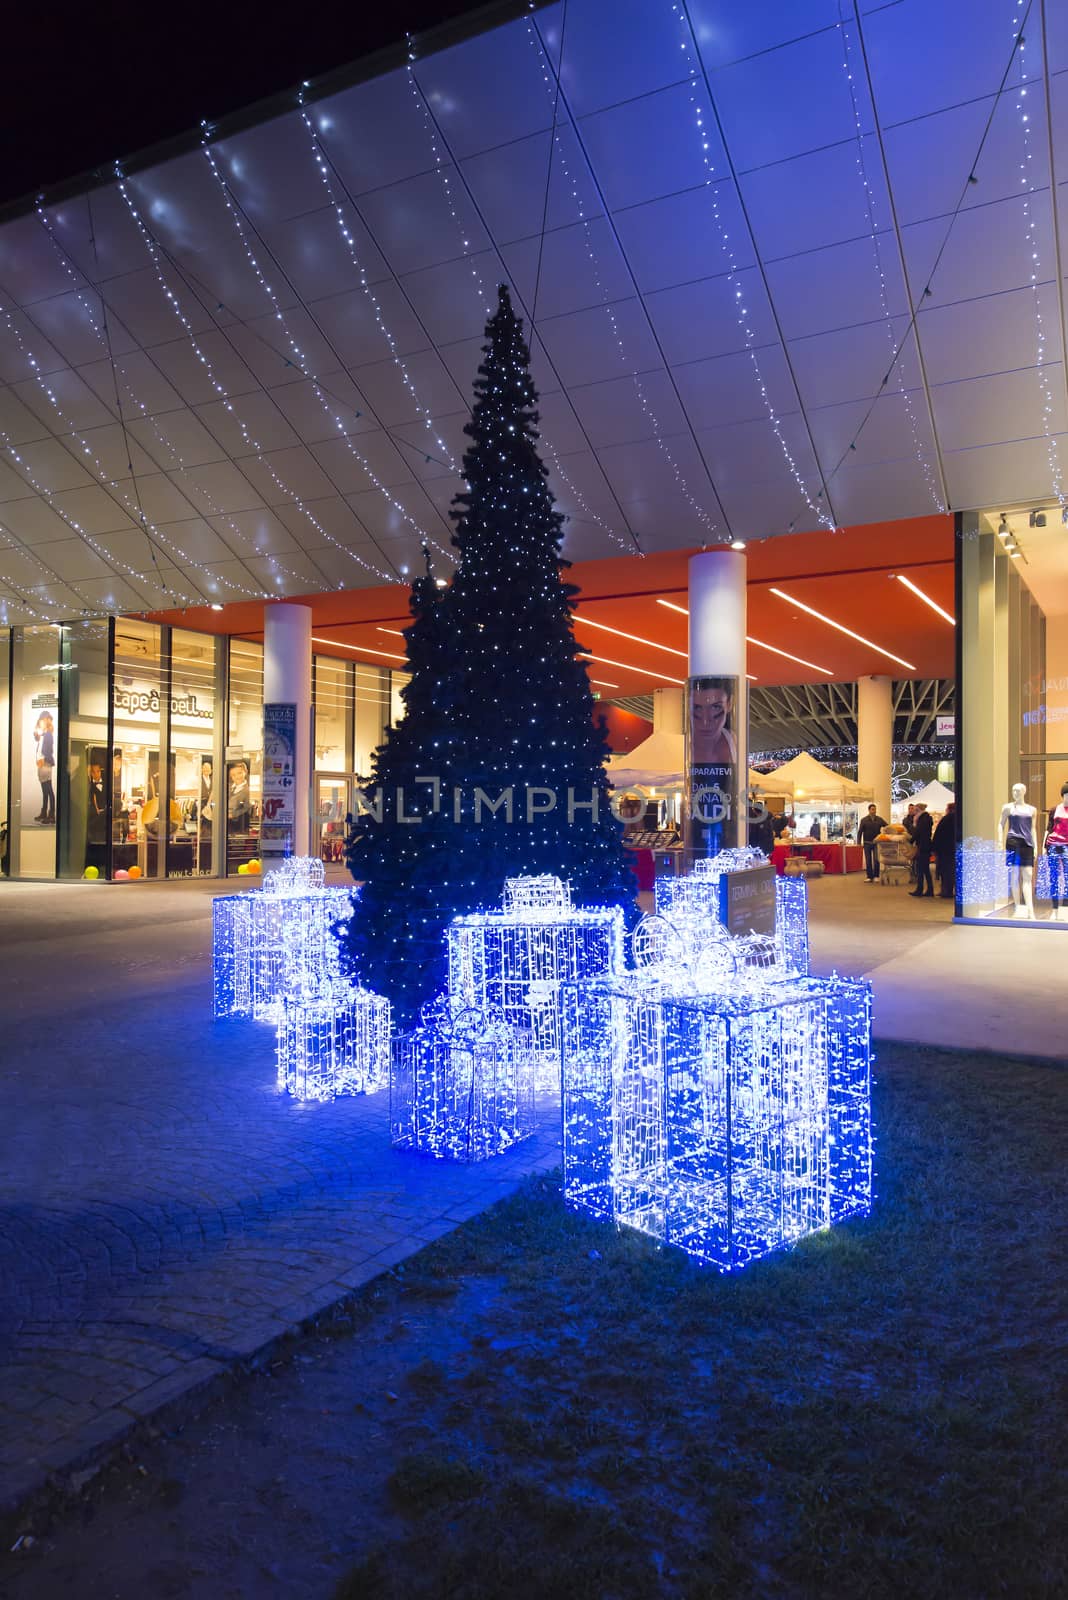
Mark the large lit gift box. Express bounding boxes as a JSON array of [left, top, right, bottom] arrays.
[[655, 849, 809, 978], [560, 920, 871, 1270], [447, 875, 625, 1090], [391, 1001, 536, 1162], [212, 855, 357, 1020], [276, 975, 390, 1101]]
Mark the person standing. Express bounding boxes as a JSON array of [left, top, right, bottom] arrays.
[[857, 803, 887, 882], [932, 801, 956, 899], [85, 762, 107, 874], [910, 804, 934, 897]]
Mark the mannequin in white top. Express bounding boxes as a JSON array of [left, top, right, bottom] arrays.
[[999, 782, 1037, 919]]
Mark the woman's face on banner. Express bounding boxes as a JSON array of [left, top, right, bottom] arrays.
[[692, 687, 731, 745]]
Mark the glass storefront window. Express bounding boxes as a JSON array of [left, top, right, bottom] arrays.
[[355, 665, 390, 781], [317, 776, 349, 863], [960, 510, 1068, 923], [0, 628, 9, 878], [112, 618, 165, 878], [227, 640, 263, 874], [314, 656, 351, 773], [9, 626, 63, 879], [59, 619, 110, 880], [167, 629, 217, 878]]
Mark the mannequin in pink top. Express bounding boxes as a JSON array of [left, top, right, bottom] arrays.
[[999, 782, 1037, 919], [1043, 781, 1068, 923]]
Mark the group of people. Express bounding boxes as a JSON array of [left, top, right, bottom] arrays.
[[856, 800, 956, 899]]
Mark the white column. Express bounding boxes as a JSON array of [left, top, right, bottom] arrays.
[[857, 675, 894, 821], [263, 603, 312, 859], [687, 550, 748, 850]]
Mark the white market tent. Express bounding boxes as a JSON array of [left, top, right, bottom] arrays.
[[892, 779, 955, 821], [607, 734, 766, 792], [762, 752, 872, 804]]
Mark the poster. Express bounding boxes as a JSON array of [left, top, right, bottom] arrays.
[[686, 675, 739, 857], [22, 691, 58, 827], [261, 701, 296, 859]]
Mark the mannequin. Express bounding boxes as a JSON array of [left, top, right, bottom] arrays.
[[999, 782, 1037, 919], [1042, 781, 1068, 923]]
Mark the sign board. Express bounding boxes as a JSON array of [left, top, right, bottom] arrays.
[[936, 715, 956, 738], [261, 702, 297, 857], [718, 863, 777, 938], [687, 674, 740, 856]]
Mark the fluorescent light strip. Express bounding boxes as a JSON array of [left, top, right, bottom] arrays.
[[768, 588, 916, 671], [894, 573, 955, 626], [576, 613, 688, 659], [579, 651, 685, 686], [657, 598, 689, 617], [590, 679, 619, 689], [377, 627, 406, 637], [746, 636, 832, 675], [312, 635, 406, 663]]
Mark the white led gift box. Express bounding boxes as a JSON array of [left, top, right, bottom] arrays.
[[212, 856, 357, 1021], [391, 999, 536, 1162], [446, 875, 626, 1092], [655, 848, 810, 978], [957, 836, 1011, 915], [560, 915, 871, 1270]]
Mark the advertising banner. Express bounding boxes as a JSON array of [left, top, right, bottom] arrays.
[[686, 674, 740, 857], [261, 701, 297, 859], [718, 863, 777, 937]]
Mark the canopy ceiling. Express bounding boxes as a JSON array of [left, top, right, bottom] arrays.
[[1, 0, 1065, 628]]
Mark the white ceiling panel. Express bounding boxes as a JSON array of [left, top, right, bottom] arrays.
[[3, 0, 1068, 624], [28, 536, 116, 582]]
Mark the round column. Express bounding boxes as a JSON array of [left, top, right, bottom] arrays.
[[857, 674, 893, 821], [263, 603, 312, 861], [687, 550, 748, 853]]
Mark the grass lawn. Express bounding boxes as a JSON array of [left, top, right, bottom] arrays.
[[342, 1044, 1068, 1599], [3, 1042, 1066, 1600]]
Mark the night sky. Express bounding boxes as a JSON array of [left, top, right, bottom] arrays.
[[1, 0, 514, 210]]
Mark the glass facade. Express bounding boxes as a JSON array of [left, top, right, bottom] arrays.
[[959, 510, 1068, 924]]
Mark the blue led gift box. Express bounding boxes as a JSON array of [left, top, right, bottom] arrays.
[[655, 848, 810, 978], [212, 856, 358, 1021], [391, 999, 536, 1162], [560, 914, 871, 1270], [447, 875, 625, 1092]]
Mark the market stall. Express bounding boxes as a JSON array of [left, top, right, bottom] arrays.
[[759, 752, 874, 874]]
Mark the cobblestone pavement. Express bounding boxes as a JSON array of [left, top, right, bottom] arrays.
[[0, 880, 559, 1518]]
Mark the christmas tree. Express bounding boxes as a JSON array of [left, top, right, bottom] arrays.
[[347, 284, 634, 1022]]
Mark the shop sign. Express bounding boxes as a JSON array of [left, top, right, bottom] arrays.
[[719, 863, 777, 938], [113, 681, 213, 727], [935, 715, 955, 738]]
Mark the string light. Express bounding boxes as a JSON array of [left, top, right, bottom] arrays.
[[198, 135, 450, 562], [838, 8, 944, 512], [525, 18, 720, 541], [115, 167, 396, 587], [403, 45, 635, 555], [1012, 5, 1066, 511], [670, 2, 836, 533]]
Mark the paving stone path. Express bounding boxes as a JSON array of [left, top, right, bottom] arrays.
[[0, 882, 558, 1518]]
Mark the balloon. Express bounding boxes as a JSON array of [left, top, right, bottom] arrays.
[[127, 865, 142, 880], [247, 859, 261, 874], [83, 865, 99, 880], [237, 863, 249, 875], [114, 869, 130, 881]]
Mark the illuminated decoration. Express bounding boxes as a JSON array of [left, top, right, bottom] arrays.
[[655, 849, 810, 978], [1013, 7, 1066, 513], [391, 999, 536, 1161], [276, 972, 390, 1101], [837, 14, 944, 512], [212, 856, 357, 1020], [345, 286, 635, 1026], [447, 875, 626, 1091], [669, 2, 835, 533], [560, 941, 872, 1269], [113, 172, 395, 588], [957, 836, 1011, 913]]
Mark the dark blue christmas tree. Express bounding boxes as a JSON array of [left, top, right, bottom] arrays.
[[346, 284, 634, 1022]]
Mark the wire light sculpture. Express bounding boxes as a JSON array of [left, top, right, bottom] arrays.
[[391, 999, 536, 1161]]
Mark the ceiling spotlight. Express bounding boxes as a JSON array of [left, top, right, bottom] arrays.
[[997, 515, 1011, 539], [1062, 507, 1068, 526], [731, 539, 746, 551], [1029, 510, 1046, 528], [210, 603, 224, 611], [435, 578, 447, 588]]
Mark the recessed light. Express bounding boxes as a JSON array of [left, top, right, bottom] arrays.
[[575, 614, 687, 659], [210, 603, 224, 611], [768, 587, 916, 670], [730, 539, 746, 551], [578, 650, 685, 686], [894, 574, 955, 626]]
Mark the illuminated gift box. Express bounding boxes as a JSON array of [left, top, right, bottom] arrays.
[[276, 976, 390, 1101], [212, 856, 357, 1020], [560, 933, 871, 1270], [446, 875, 626, 1091], [655, 850, 809, 977], [957, 836, 1011, 915], [391, 1002, 536, 1162]]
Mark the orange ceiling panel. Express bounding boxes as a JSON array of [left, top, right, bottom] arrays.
[[149, 514, 956, 692]]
